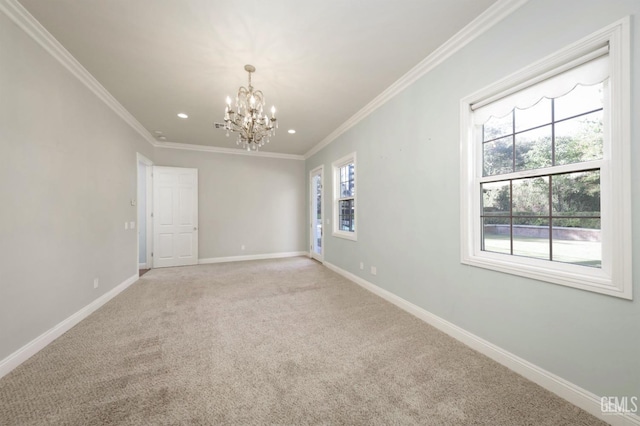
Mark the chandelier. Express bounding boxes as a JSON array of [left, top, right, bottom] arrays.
[[223, 64, 277, 151]]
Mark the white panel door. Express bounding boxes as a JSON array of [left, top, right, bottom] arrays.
[[153, 166, 198, 268]]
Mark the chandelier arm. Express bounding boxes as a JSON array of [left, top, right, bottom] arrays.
[[252, 90, 265, 105]]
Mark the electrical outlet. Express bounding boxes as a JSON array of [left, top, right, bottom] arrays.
[[370, 266, 377, 276], [130, 221, 135, 229], [241, 245, 245, 250], [93, 278, 99, 289], [359, 262, 364, 270], [124, 222, 128, 230]]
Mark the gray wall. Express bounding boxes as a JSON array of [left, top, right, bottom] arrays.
[[154, 148, 306, 259], [0, 12, 154, 360], [306, 0, 640, 399]]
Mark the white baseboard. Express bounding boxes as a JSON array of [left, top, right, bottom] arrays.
[[138, 263, 147, 269], [324, 261, 640, 426], [199, 251, 307, 264], [0, 273, 139, 380]]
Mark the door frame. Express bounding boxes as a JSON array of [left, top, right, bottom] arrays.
[[309, 165, 324, 262], [137, 153, 153, 271]]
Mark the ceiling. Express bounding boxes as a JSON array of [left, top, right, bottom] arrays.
[[18, 0, 498, 156]]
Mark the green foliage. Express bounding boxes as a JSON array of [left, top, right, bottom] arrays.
[[482, 115, 602, 227]]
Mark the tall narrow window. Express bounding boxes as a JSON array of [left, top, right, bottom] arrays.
[[460, 19, 631, 299], [333, 153, 357, 240]]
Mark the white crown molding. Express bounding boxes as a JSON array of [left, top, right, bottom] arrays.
[[199, 251, 307, 264], [0, 0, 157, 147], [324, 261, 640, 426], [0, 273, 139, 380], [303, 0, 529, 160], [2, 0, 528, 162], [154, 141, 305, 160]]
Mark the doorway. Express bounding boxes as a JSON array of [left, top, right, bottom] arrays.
[[310, 166, 324, 262], [137, 153, 153, 273]]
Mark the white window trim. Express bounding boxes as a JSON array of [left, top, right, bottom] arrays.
[[332, 152, 357, 241], [459, 17, 631, 299]]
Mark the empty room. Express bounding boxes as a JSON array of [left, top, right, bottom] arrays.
[[0, 0, 638, 424]]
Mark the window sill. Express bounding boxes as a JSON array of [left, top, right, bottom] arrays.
[[461, 251, 631, 300], [332, 230, 357, 241]]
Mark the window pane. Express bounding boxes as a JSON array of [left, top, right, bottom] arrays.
[[512, 177, 549, 216], [554, 83, 604, 121], [483, 217, 510, 254], [515, 125, 552, 171], [555, 111, 603, 165], [552, 171, 600, 217], [513, 217, 549, 260], [339, 163, 355, 197], [482, 181, 510, 216], [552, 218, 601, 267], [483, 136, 513, 176], [515, 97, 552, 133], [483, 112, 513, 141], [338, 199, 354, 232]]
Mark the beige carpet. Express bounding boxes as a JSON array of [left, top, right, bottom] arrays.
[[0, 257, 605, 425]]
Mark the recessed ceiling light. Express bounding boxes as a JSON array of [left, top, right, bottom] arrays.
[[154, 130, 163, 134], [288, 129, 296, 134], [158, 136, 167, 141], [177, 113, 188, 119]]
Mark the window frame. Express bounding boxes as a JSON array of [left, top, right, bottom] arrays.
[[459, 18, 631, 299], [332, 152, 357, 241]]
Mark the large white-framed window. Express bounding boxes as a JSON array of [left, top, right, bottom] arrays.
[[460, 18, 631, 299], [332, 152, 357, 241]]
